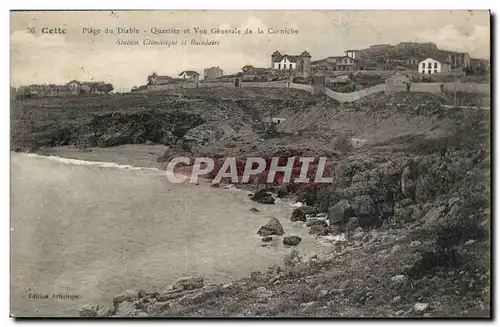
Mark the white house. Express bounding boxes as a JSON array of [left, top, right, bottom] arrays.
[[273, 55, 297, 70], [418, 58, 452, 75], [270, 50, 312, 77], [345, 50, 360, 60]]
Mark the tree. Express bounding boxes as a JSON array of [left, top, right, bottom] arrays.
[[99, 83, 114, 94]]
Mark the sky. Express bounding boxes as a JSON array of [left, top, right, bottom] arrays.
[[10, 10, 490, 92]]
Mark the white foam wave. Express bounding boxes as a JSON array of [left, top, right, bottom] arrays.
[[18, 153, 163, 173]]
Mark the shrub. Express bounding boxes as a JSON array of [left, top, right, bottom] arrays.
[[434, 214, 485, 250]]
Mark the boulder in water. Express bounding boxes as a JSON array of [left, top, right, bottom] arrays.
[[258, 196, 276, 205], [306, 219, 328, 228], [283, 235, 302, 246], [251, 189, 272, 202], [290, 208, 307, 222]]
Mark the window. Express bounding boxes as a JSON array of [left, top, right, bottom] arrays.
[[422, 70, 425, 74], [278, 63, 281, 69], [434, 69, 438, 74], [428, 69, 432, 75], [434, 62, 438, 68], [427, 62, 431, 68], [422, 63, 425, 69], [289, 64, 292, 69]]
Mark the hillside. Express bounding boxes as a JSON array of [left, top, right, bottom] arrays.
[[10, 88, 318, 152]]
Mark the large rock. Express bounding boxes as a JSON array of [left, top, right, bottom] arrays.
[[390, 275, 407, 284], [421, 206, 446, 226], [328, 200, 355, 226], [283, 236, 302, 246], [306, 219, 328, 228], [414, 302, 429, 313], [182, 285, 222, 305], [401, 163, 417, 201], [113, 289, 141, 306], [97, 307, 113, 317], [147, 301, 170, 315], [173, 276, 204, 291], [290, 208, 307, 222], [114, 301, 138, 317], [257, 217, 285, 236], [252, 286, 273, 299], [258, 196, 276, 205], [300, 301, 317, 313], [351, 195, 384, 229], [394, 203, 422, 223], [346, 217, 359, 231], [350, 195, 372, 217], [299, 206, 319, 215], [309, 224, 329, 236], [156, 289, 184, 302], [251, 189, 272, 202], [79, 304, 99, 317]]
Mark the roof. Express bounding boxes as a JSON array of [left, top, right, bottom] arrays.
[[311, 58, 327, 64], [300, 50, 311, 58], [154, 75, 173, 80], [328, 55, 358, 62], [67, 80, 81, 84], [271, 50, 312, 63], [179, 70, 200, 76], [283, 55, 299, 63], [242, 65, 255, 70], [419, 57, 451, 65]]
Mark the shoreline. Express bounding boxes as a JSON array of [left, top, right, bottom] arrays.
[[12, 148, 330, 317]]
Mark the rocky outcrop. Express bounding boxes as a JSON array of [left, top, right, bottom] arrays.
[[113, 289, 144, 306], [172, 276, 204, 291], [290, 208, 307, 222], [309, 224, 329, 236], [79, 304, 100, 317], [258, 196, 276, 205], [401, 161, 417, 201], [306, 219, 328, 228], [328, 199, 355, 226], [251, 189, 271, 201], [257, 217, 284, 236], [251, 189, 276, 205], [421, 205, 447, 227]]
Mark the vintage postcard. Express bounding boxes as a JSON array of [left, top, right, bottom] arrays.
[[10, 10, 491, 318]]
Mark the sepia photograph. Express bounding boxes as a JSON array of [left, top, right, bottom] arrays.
[[9, 9, 491, 318]]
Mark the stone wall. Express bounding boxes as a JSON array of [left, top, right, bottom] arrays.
[[147, 80, 489, 102]]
